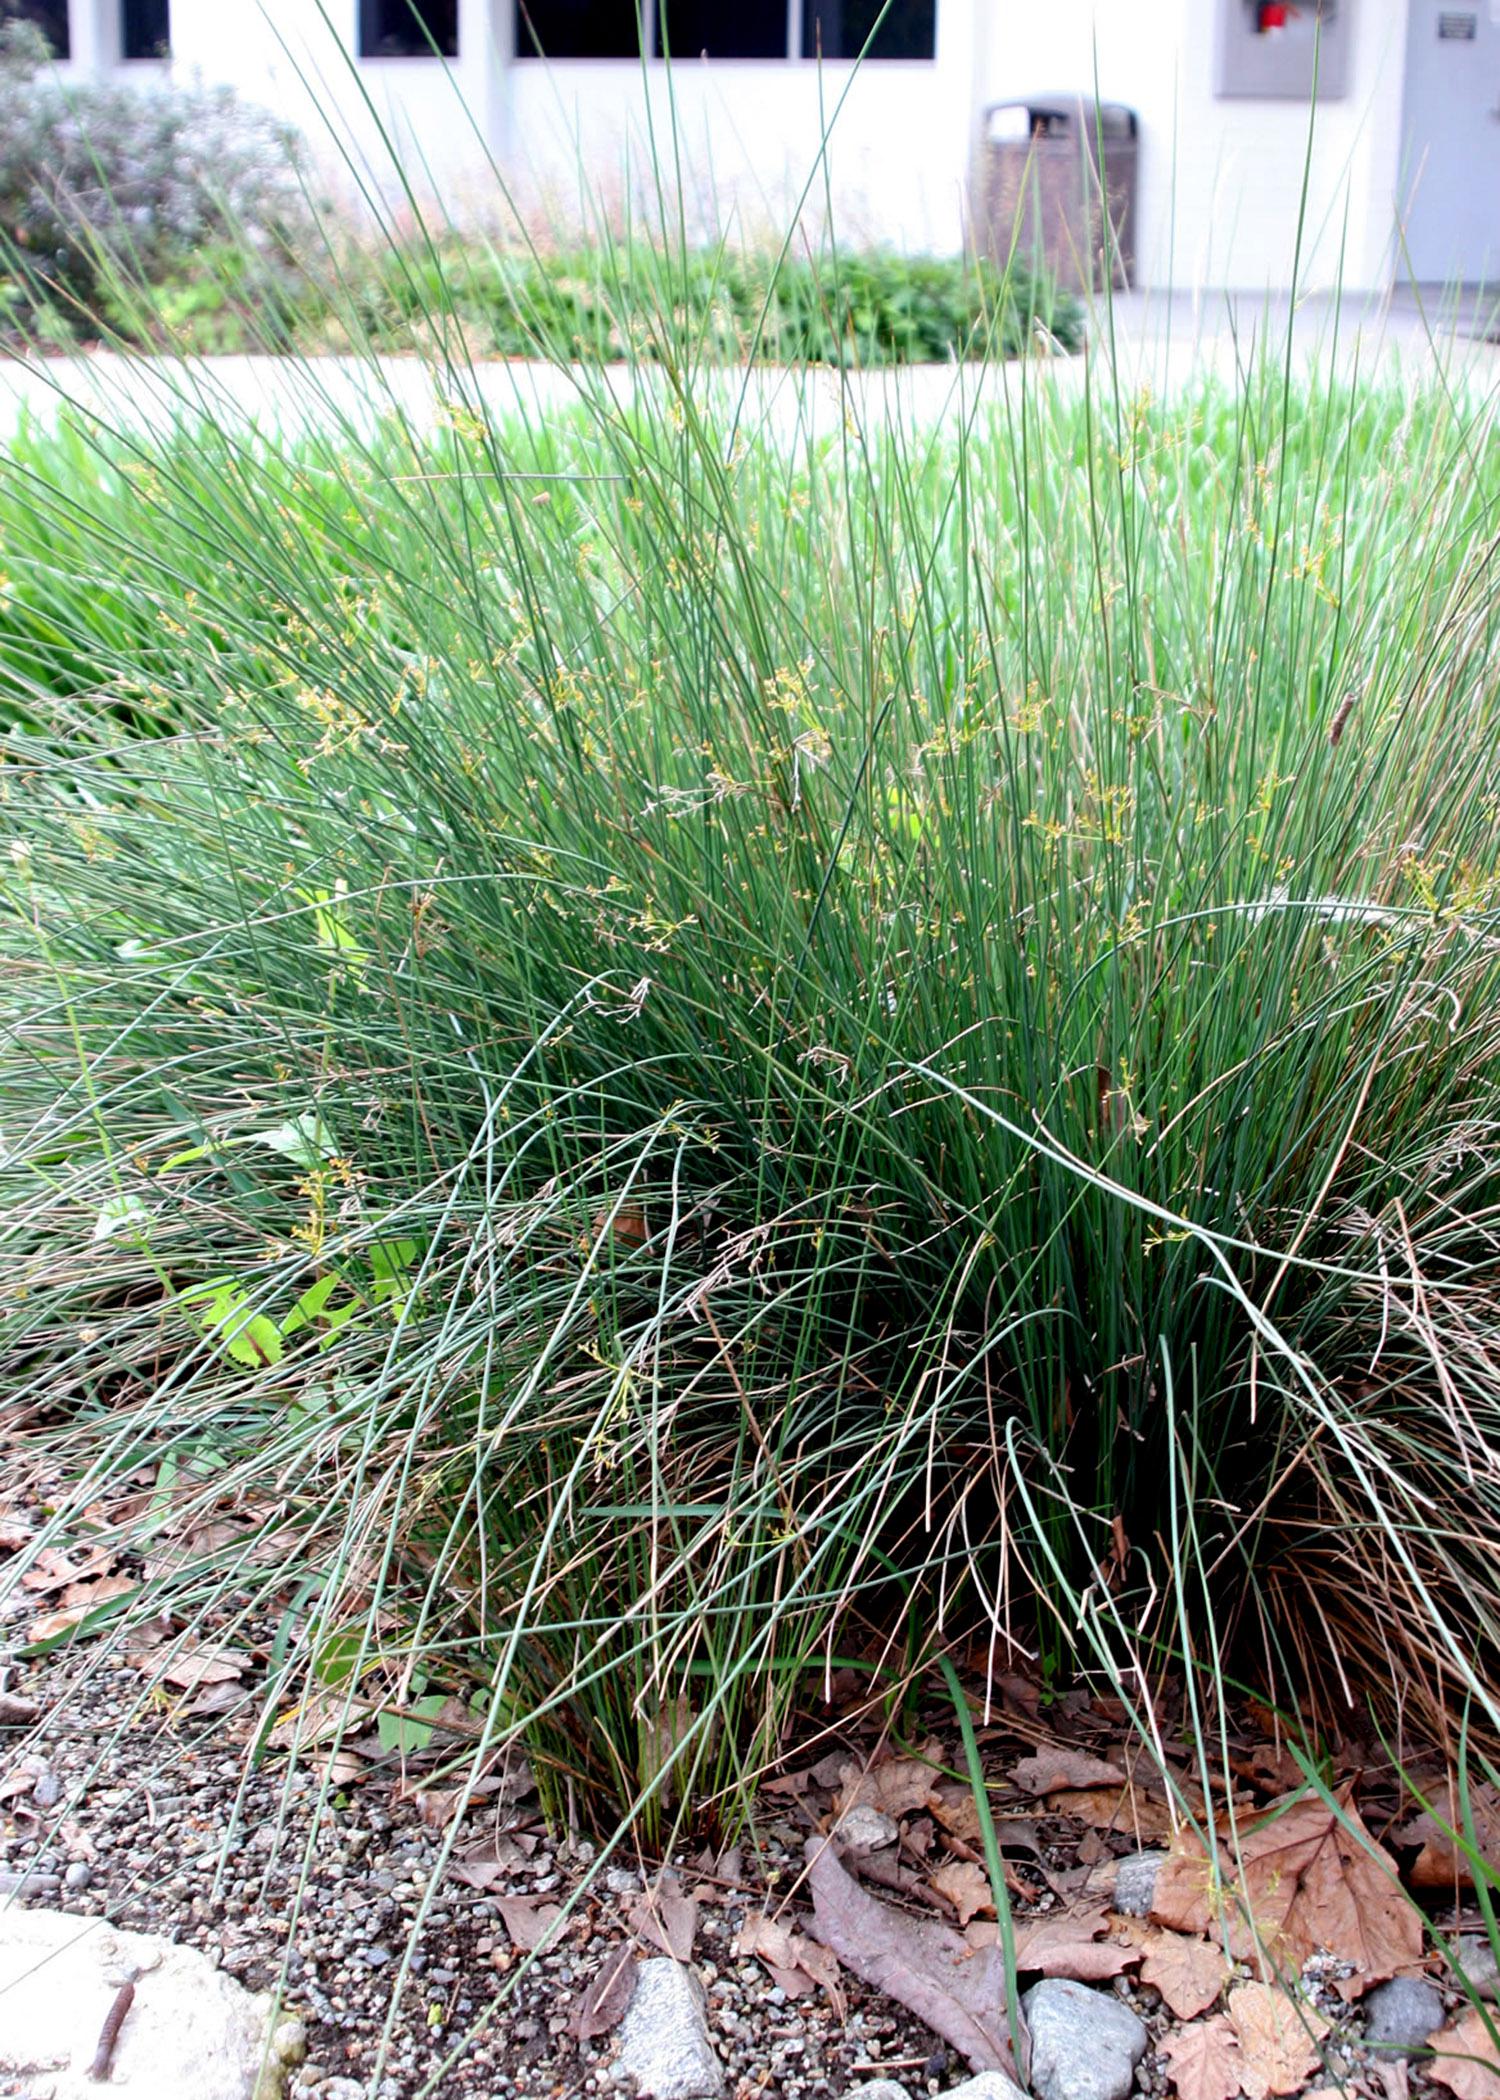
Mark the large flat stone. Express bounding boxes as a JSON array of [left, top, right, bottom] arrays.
[[1023, 1978, 1149, 2100], [0, 1907, 276, 2100], [615, 1958, 725, 2099]]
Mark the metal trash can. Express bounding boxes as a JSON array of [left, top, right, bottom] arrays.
[[976, 96, 1137, 293]]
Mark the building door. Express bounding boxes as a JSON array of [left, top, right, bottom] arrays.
[[1399, 2, 1500, 283]]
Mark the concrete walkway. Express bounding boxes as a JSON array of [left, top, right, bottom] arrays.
[[2, 288, 1498, 443]]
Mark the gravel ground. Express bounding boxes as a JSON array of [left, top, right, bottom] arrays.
[[0, 1622, 959, 2099]]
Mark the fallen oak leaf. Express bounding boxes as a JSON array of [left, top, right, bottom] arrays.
[[627, 1885, 698, 1964], [834, 1741, 946, 1822], [1012, 1748, 1128, 1795], [1012, 1909, 1141, 1983], [1046, 1785, 1180, 1841], [1161, 2015, 1245, 2100], [497, 1895, 563, 1951], [805, 1834, 1013, 2073], [27, 1574, 136, 1645], [1150, 1787, 1421, 1996], [1427, 2011, 1500, 2100], [1140, 1928, 1232, 2018], [157, 1642, 252, 1690], [735, 1910, 845, 2016], [929, 1859, 994, 1927], [449, 1831, 535, 1889], [571, 1945, 637, 2042], [1228, 1980, 1329, 2098]]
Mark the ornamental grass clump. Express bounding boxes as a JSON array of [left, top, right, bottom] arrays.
[[1, 251, 1499, 1859]]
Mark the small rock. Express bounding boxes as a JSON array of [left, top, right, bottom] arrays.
[[1453, 1937, 1500, 2002], [845, 2082, 911, 2100], [62, 1862, 92, 1892], [0, 1869, 61, 1898], [31, 1769, 62, 1809], [615, 1958, 726, 2099], [273, 2017, 308, 2065], [315, 2083, 365, 2100], [1363, 1976, 1444, 2056], [1023, 1977, 1149, 2100], [944, 2078, 1030, 2100], [1110, 1852, 1165, 1918], [835, 1803, 900, 1854]]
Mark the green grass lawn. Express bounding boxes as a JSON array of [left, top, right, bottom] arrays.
[[2, 340, 1499, 1840]]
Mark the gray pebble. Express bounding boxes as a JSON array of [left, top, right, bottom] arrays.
[[1364, 1976, 1444, 2055], [1023, 1977, 1149, 2100], [63, 1861, 92, 1891], [1453, 1936, 1500, 2002], [844, 2083, 912, 2100], [1111, 1851, 1165, 1918], [360, 1944, 392, 1967], [944, 2079, 1030, 2100]]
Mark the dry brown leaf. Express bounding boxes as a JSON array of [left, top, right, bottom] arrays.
[[1049, 1785, 1180, 1841], [929, 1859, 994, 1927], [28, 1574, 135, 1644], [805, 1835, 1012, 2073], [1228, 1980, 1329, 2098], [736, 1910, 845, 2016], [834, 1742, 945, 1822], [572, 1945, 637, 2042], [1012, 1909, 1140, 1983], [20, 1547, 113, 1594], [312, 1749, 367, 1787], [176, 1680, 245, 1720], [497, 1895, 563, 1951], [158, 1642, 252, 1690], [1151, 1790, 1421, 1995], [1140, 1928, 1232, 2018], [627, 1886, 699, 1964], [1395, 1789, 1500, 1893], [1427, 2012, 1500, 2100], [450, 1831, 534, 1888], [1162, 2015, 1245, 2100], [268, 1687, 372, 1753], [1012, 1748, 1128, 1795], [0, 1511, 33, 1554]]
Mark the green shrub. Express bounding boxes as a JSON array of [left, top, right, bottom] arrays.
[[0, 21, 309, 339], [340, 239, 1081, 366]]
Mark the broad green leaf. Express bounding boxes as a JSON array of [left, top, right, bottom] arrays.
[[377, 1692, 449, 1754]]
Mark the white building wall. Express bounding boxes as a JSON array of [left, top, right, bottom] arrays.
[[73, 0, 1413, 291], [980, 0, 1410, 293]]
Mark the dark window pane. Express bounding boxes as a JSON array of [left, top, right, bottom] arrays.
[[1, 0, 70, 59], [122, 0, 169, 58], [515, 0, 641, 57], [803, 0, 934, 59], [656, 0, 786, 58], [358, 0, 458, 58]]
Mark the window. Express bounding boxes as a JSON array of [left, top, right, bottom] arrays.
[[121, 0, 169, 58], [803, 0, 935, 59], [656, 0, 786, 59], [515, 0, 638, 58], [2, 0, 70, 58], [359, 0, 458, 58], [515, 0, 935, 61]]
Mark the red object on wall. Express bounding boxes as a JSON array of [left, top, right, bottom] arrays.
[[1258, 1, 1290, 26]]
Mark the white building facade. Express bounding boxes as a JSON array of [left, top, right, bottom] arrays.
[[16, 0, 1498, 294]]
